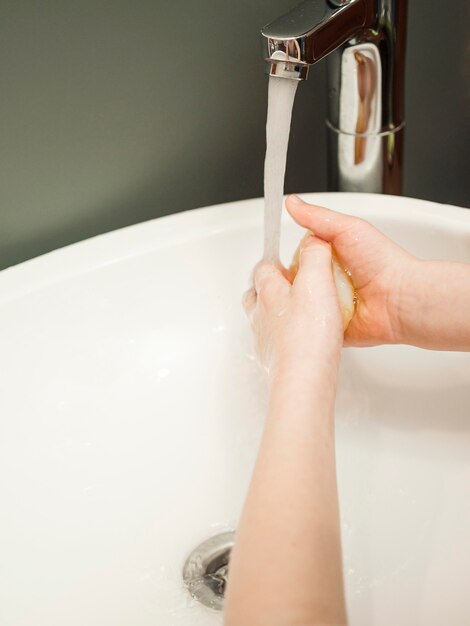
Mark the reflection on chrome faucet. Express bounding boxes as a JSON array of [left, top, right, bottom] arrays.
[[354, 49, 377, 164], [337, 43, 382, 193], [261, 0, 407, 195]]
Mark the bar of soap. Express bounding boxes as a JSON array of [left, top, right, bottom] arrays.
[[290, 233, 356, 331]]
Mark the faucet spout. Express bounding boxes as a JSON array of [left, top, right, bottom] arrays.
[[260, 0, 408, 195], [261, 0, 376, 80]]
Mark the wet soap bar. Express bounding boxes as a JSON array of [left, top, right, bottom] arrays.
[[290, 233, 356, 331]]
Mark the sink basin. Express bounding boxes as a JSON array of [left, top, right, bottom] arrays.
[[1, 193, 469, 625]]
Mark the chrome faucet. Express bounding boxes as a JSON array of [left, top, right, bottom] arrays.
[[261, 0, 407, 194]]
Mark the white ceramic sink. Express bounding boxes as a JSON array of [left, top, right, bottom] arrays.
[[1, 193, 469, 626]]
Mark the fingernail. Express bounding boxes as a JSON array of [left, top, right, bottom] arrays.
[[299, 237, 314, 256], [289, 194, 303, 205]]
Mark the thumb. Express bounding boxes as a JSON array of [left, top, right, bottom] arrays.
[[294, 235, 335, 292], [286, 194, 359, 244], [292, 235, 343, 332], [296, 235, 333, 281]]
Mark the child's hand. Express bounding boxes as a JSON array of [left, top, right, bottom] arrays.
[[231, 233, 347, 626], [243, 235, 343, 379], [286, 195, 416, 347]]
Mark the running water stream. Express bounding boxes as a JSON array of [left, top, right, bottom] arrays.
[[263, 76, 299, 263], [262, 75, 356, 328]]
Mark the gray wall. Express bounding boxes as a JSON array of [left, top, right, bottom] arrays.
[[0, 0, 468, 270]]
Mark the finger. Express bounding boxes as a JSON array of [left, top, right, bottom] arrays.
[[242, 287, 256, 316], [253, 262, 284, 293], [298, 234, 333, 273], [280, 265, 293, 283], [294, 235, 336, 293], [286, 194, 360, 244], [253, 262, 290, 306]]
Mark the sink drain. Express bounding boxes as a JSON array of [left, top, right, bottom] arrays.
[[183, 531, 235, 610]]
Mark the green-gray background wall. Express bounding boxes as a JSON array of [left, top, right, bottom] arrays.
[[1, 0, 469, 269]]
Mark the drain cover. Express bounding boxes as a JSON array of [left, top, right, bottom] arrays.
[[183, 531, 235, 610]]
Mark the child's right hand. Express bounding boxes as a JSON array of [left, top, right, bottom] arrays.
[[286, 194, 416, 347], [287, 195, 470, 352]]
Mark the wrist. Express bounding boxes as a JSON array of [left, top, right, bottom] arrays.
[[392, 258, 470, 350], [388, 257, 426, 345], [266, 357, 339, 430], [269, 346, 341, 395]]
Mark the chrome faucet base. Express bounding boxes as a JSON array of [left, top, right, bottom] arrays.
[[327, 125, 405, 194]]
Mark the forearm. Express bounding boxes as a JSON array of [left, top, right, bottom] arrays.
[[396, 259, 470, 351], [224, 351, 347, 626]]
